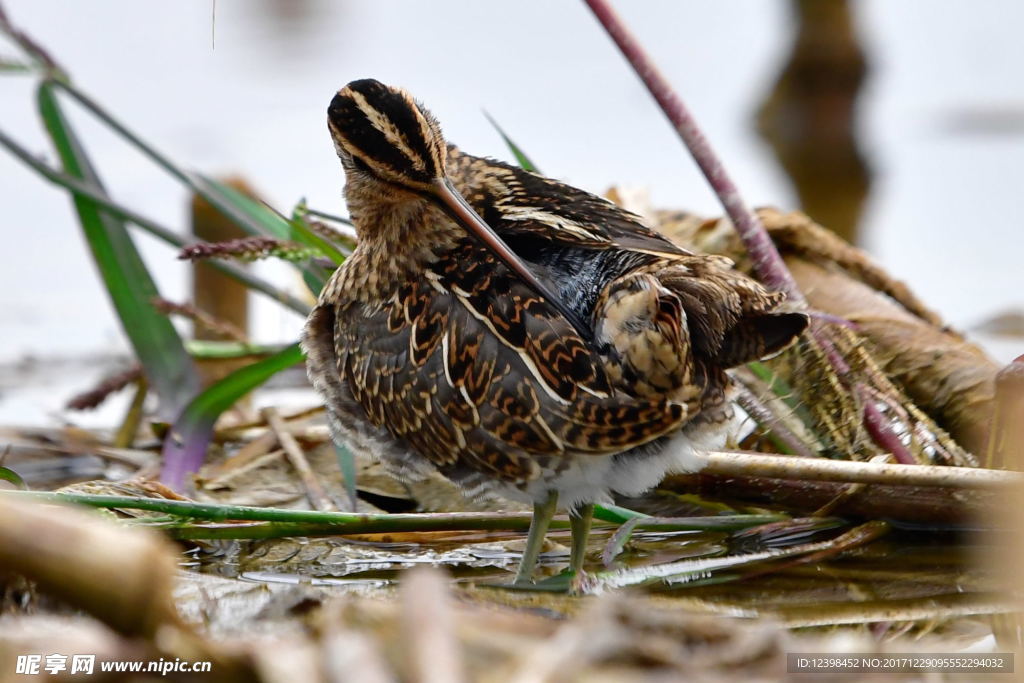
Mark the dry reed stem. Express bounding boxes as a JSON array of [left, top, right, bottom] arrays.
[[700, 451, 1018, 490]]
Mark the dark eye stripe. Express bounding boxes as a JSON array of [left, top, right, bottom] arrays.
[[329, 94, 428, 182], [329, 79, 443, 184]]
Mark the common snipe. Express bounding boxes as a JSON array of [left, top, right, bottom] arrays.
[[303, 79, 807, 584]]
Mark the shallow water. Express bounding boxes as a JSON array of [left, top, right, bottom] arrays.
[[185, 522, 993, 637]]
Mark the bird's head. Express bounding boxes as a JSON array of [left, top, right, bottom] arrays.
[[328, 79, 447, 193], [327, 78, 591, 338]]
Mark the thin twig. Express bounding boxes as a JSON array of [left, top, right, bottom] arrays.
[[212, 405, 324, 438], [200, 431, 279, 483], [739, 520, 889, 581], [113, 375, 148, 449], [592, 531, 850, 590], [773, 593, 1012, 628], [152, 298, 248, 343], [583, 0, 802, 300], [666, 471, 983, 524], [262, 406, 336, 511], [65, 365, 143, 411]]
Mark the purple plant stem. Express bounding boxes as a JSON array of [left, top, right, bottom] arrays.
[[0, 3, 65, 77], [858, 384, 916, 465], [584, 0, 804, 303], [160, 421, 215, 492], [810, 327, 851, 376], [582, 1, 942, 468]]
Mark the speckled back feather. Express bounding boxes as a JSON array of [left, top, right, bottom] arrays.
[[445, 147, 808, 414]]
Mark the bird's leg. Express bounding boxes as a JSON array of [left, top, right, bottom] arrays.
[[514, 491, 558, 585], [569, 503, 595, 575]]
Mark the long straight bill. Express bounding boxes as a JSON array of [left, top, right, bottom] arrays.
[[432, 178, 591, 338]]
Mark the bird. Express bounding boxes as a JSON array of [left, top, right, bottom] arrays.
[[302, 78, 808, 585]]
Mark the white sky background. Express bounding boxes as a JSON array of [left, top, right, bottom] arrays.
[[0, 0, 1021, 422]]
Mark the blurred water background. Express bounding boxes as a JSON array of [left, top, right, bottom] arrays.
[[1, 0, 1021, 425]]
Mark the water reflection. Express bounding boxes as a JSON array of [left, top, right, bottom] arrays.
[[758, 0, 870, 244]]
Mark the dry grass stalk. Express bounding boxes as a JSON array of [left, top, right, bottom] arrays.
[[262, 406, 335, 511], [65, 364, 142, 411], [700, 451, 1014, 489]]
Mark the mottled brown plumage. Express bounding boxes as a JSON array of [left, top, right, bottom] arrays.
[[303, 79, 807, 583]]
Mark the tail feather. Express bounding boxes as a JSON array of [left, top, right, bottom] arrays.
[[594, 259, 807, 410], [715, 311, 809, 368]]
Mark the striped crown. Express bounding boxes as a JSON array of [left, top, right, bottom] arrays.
[[328, 79, 447, 190]]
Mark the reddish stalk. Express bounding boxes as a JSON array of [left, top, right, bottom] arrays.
[[858, 384, 916, 465], [583, 0, 803, 302], [581, 2, 951, 469], [0, 3, 64, 77]]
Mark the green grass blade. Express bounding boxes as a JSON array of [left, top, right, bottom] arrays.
[[303, 207, 352, 226], [50, 80, 333, 293], [36, 82, 199, 421], [0, 466, 27, 490], [593, 503, 650, 523], [161, 343, 305, 489], [483, 111, 539, 172], [0, 127, 312, 315]]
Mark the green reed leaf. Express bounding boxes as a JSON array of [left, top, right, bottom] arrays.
[[36, 82, 199, 421], [0, 466, 27, 490], [483, 111, 539, 172]]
